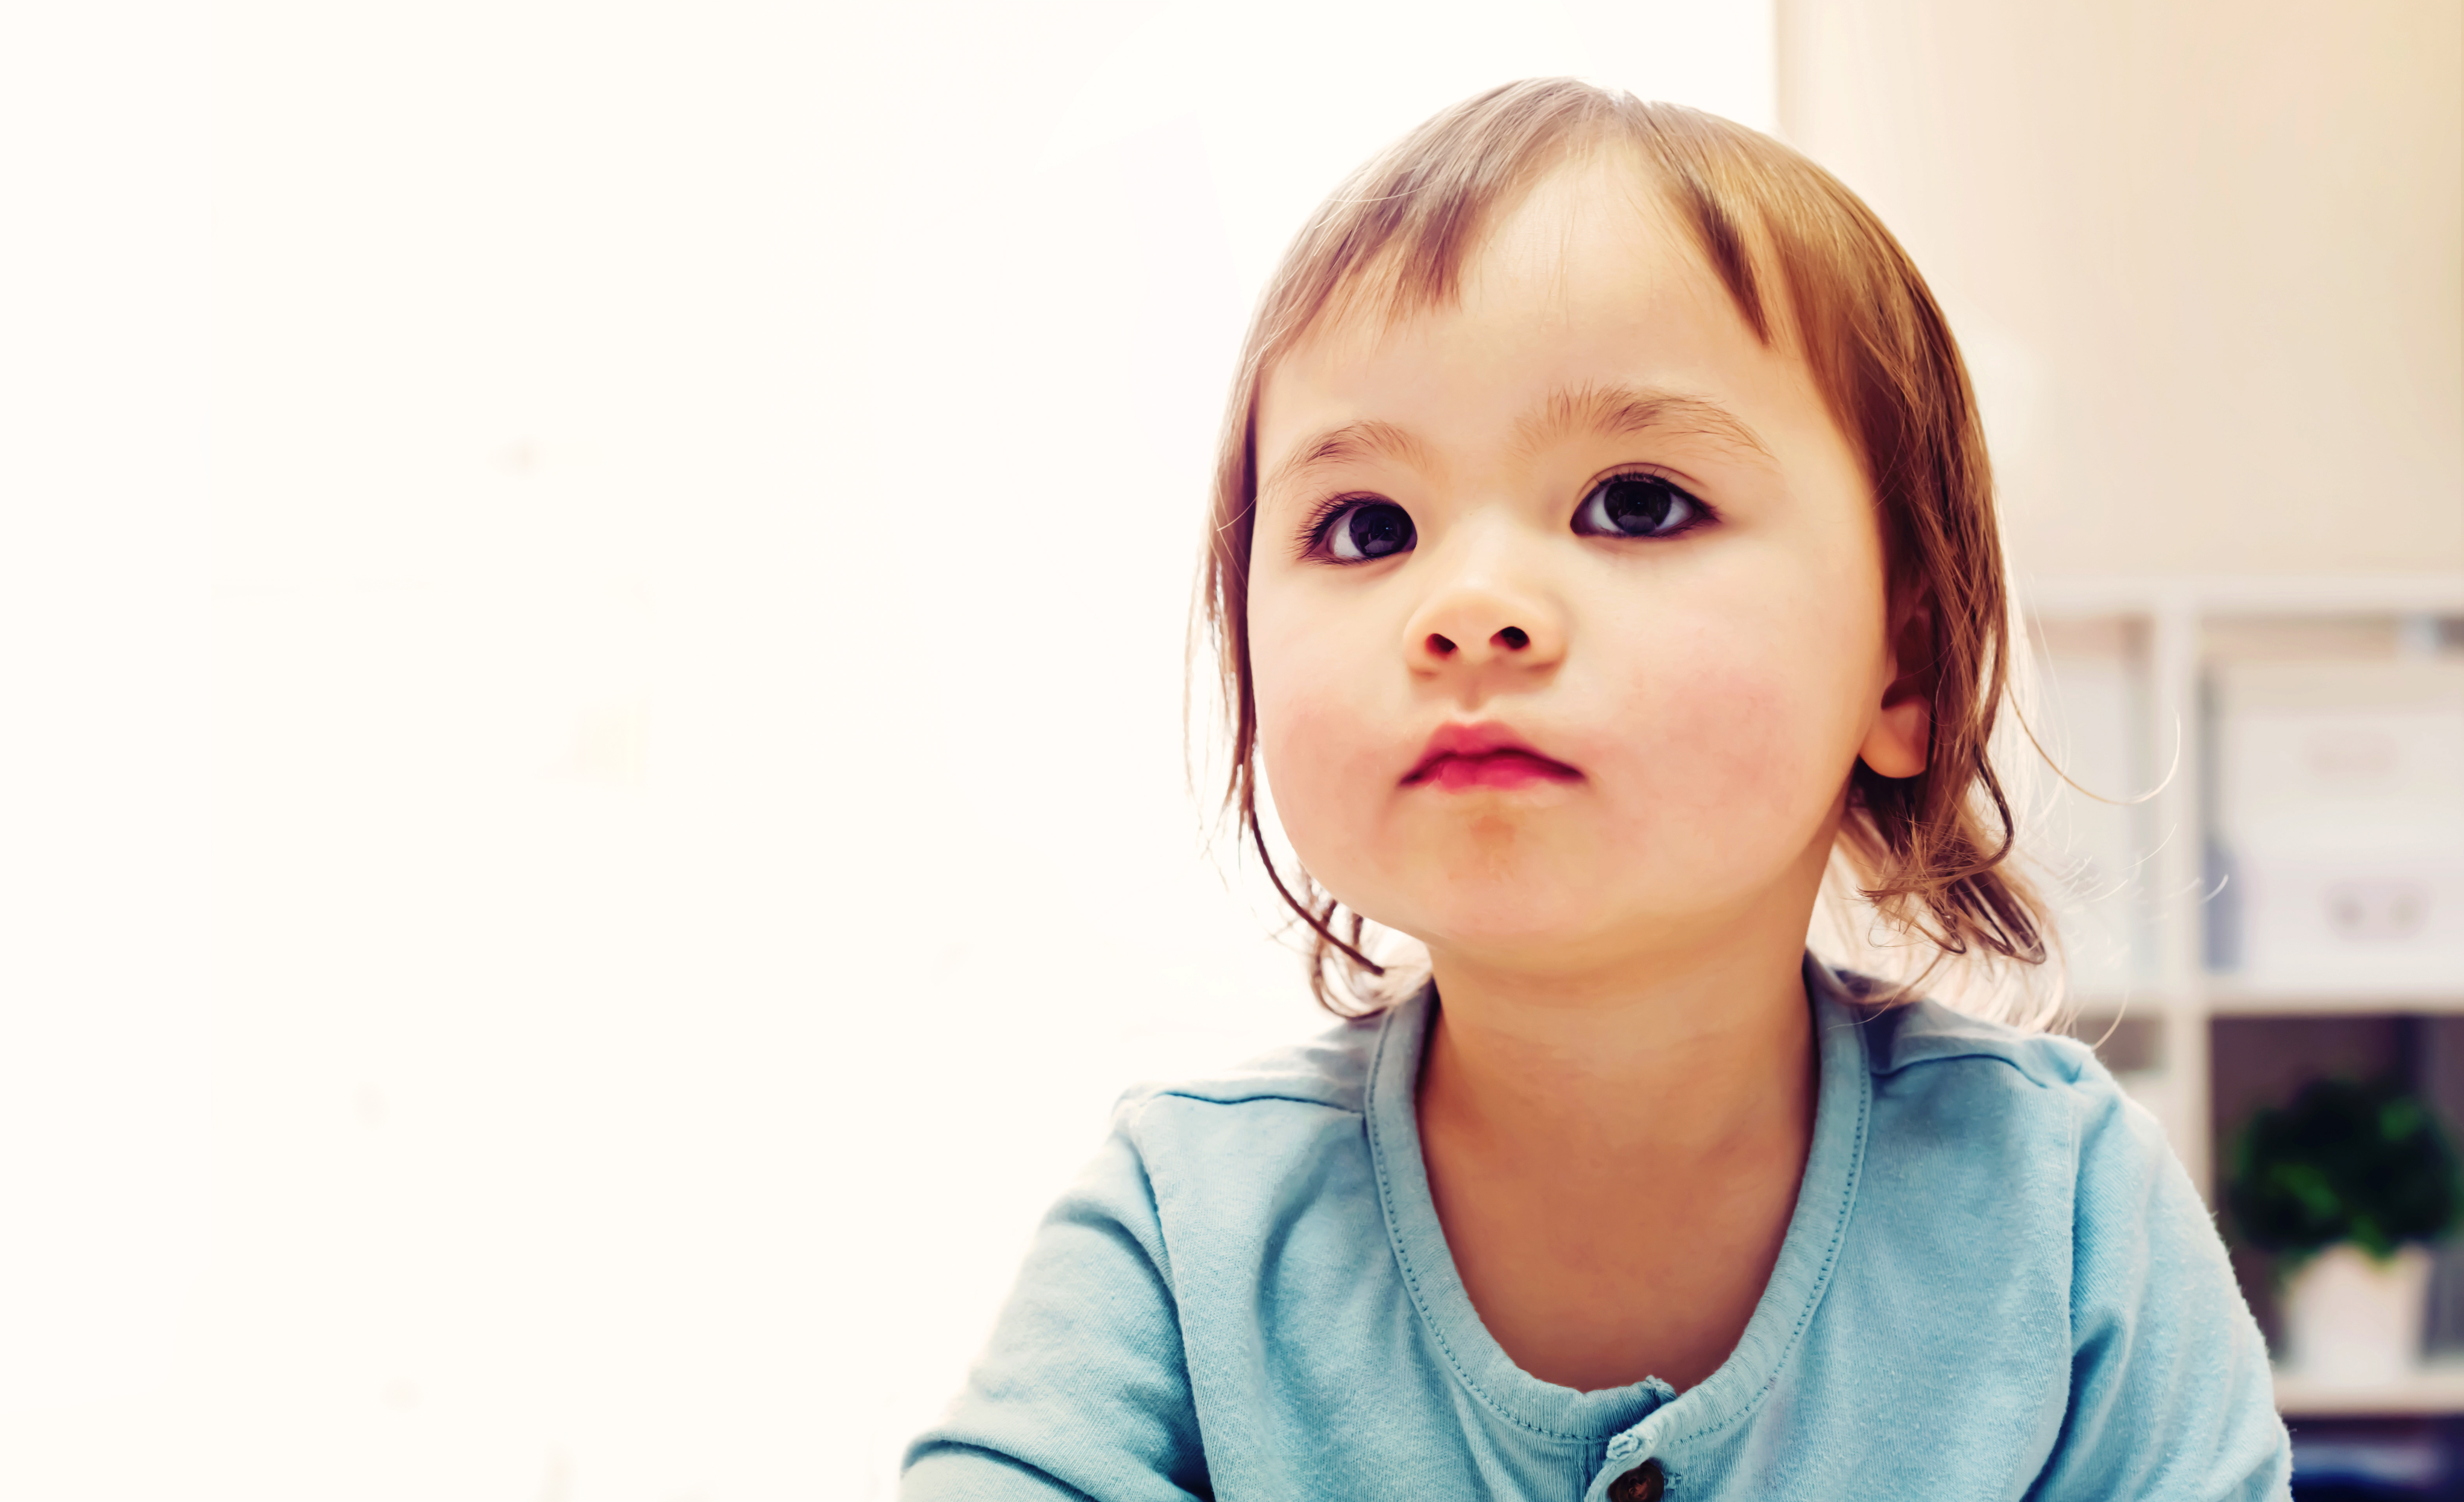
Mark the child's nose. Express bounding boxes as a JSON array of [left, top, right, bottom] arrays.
[[1404, 587, 1565, 674], [1425, 623, 1528, 658]]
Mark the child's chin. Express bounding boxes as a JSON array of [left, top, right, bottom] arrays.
[[1411, 875, 1766, 966], [1412, 896, 1631, 964]]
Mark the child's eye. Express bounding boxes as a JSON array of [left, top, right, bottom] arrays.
[[1572, 473, 1704, 538], [1319, 500, 1417, 563]]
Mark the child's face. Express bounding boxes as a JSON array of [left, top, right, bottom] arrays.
[[1247, 153, 1927, 979]]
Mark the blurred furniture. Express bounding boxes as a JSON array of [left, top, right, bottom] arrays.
[[2028, 576, 2464, 1423]]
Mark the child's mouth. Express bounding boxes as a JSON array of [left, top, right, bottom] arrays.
[[1402, 724, 1584, 790], [1406, 749, 1586, 791]]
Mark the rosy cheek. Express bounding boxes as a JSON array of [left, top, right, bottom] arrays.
[[1589, 615, 1851, 861], [1257, 673, 1375, 839], [1253, 630, 1341, 808], [1252, 635, 1408, 906]]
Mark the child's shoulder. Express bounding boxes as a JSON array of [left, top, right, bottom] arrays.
[[1830, 976, 2193, 1223], [1843, 986, 2106, 1094], [1829, 971, 2157, 1160], [1111, 1010, 1389, 1125]]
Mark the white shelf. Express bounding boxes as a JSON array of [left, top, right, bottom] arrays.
[[2275, 1363, 2464, 1416], [2063, 989, 2464, 1021], [2006, 576, 2464, 1202], [2208, 986, 2464, 1017], [2009, 576, 2464, 1384], [2022, 573, 2464, 619]]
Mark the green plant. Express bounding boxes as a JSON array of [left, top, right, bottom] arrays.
[[2225, 1076, 2464, 1265]]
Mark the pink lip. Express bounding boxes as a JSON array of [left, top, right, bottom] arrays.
[[1402, 724, 1584, 792]]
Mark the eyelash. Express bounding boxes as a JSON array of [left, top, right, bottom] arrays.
[[1298, 493, 1384, 560], [1572, 467, 1715, 540], [1297, 469, 1716, 564]]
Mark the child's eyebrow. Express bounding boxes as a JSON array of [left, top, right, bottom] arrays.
[[1259, 419, 1434, 502], [1515, 382, 1778, 463], [1261, 386, 1776, 505]]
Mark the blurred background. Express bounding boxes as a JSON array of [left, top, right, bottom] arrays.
[[1, 0, 2457, 1496]]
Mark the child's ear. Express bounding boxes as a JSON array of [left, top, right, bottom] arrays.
[[1858, 588, 1933, 780]]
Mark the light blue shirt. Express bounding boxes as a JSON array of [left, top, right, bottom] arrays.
[[906, 956, 2290, 1500]]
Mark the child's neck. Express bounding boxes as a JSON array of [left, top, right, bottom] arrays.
[[1413, 915, 1821, 1393], [1419, 930, 1815, 1163]]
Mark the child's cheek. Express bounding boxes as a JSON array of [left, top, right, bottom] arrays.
[[1249, 619, 1395, 892], [1583, 608, 1859, 897]]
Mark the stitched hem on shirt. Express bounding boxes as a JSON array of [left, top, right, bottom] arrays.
[[1660, 961, 1874, 1450], [1364, 961, 1879, 1453], [1367, 992, 1687, 1447], [1141, 1087, 1368, 1115], [1366, 996, 1618, 1445], [907, 1441, 1111, 1501]]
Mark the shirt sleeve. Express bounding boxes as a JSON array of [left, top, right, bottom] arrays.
[[903, 1109, 1210, 1501], [2027, 1071, 2292, 1501]]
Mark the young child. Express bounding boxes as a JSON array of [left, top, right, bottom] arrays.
[[906, 80, 2289, 1500]]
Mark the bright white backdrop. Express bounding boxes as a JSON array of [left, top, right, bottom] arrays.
[[2, 3, 1771, 1496]]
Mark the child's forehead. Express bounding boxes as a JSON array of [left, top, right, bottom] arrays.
[[1291, 151, 1765, 373], [1272, 163, 1779, 405]]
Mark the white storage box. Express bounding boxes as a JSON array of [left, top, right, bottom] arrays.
[[2212, 659, 2464, 997], [2230, 852, 2464, 997]]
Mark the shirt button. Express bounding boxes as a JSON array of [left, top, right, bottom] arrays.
[[1608, 1459, 1665, 1502]]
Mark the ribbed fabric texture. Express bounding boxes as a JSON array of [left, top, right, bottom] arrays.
[[905, 956, 2290, 1501]]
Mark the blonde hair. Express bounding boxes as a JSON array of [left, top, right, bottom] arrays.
[[1200, 78, 2052, 1018]]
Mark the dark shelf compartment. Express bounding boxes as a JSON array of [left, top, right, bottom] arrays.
[[2293, 1416, 2464, 1500]]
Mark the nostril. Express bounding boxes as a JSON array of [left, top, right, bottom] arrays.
[[1427, 633, 1457, 657], [1496, 626, 1530, 650]]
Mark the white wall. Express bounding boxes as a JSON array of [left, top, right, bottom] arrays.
[[1779, 0, 2464, 582], [2, 3, 1776, 1497]]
